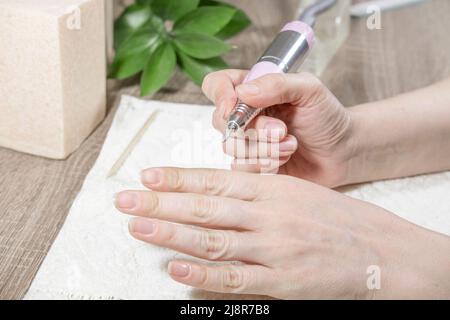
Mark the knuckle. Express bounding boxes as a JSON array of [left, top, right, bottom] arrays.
[[273, 73, 288, 86], [160, 224, 177, 244], [270, 74, 288, 102], [268, 74, 286, 90], [222, 266, 247, 292], [199, 230, 231, 260], [197, 265, 209, 287], [299, 72, 324, 93], [165, 168, 183, 191], [192, 196, 218, 222], [203, 170, 226, 196], [145, 192, 160, 217]]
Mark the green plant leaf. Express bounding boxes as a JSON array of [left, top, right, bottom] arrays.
[[109, 28, 162, 80], [147, 14, 167, 36], [199, 0, 251, 39], [135, 0, 153, 5], [109, 49, 151, 80], [151, 0, 199, 21], [114, 29, 161, 60], [173, 6, 236, 36], [114, 4, 153, 49], [177, 51, 227, 85], [216, 9, 251, 39], [140, 42, 177, 96], [174, 33, 230, 59]]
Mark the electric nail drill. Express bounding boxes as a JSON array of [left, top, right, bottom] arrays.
[[223, 0, 337, 142]]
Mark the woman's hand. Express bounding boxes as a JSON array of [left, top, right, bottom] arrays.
[[114, 167, 450, 299], [202, 70, 353, 187], [204, 72, 450, 186]]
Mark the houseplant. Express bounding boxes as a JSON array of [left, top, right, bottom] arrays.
[[109, 0, 251, 96]]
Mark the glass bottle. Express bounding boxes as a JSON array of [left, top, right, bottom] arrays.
[[298, 0, 351, 76]]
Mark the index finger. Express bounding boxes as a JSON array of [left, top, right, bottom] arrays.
[[202, 69, 248, 104], [141, 167, 271, 201], [202, 69, 248, 116]]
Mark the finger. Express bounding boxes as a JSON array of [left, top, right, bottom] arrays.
[[235, 72, 326, 109], [141, 167, 271, 201], [223, 135, 297, 159], [231, 157, 291, 174], [202, 70, 248, 130], [129, 218, 261, 263], [212, 107, 227, 132], [202, 69, 247, 104], [114, 190, 259, 230], [245, 115, 287, 141], [168, 260, 274, 295], [219, 115, 288, 142]]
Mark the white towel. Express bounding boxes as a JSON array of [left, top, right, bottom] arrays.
[[25, 95, 450, 299]]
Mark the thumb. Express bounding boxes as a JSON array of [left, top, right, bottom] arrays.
[[235, 72, 327, 109]]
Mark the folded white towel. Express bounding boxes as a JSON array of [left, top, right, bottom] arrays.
[[25, 95, 450, 299]]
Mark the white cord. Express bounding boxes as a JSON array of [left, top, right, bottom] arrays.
[[350, 0, 426, 17]]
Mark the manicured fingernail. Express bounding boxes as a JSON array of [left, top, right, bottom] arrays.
[[219, 99, 228, 120], [142, 169, 160, 185], [221, 97, 237, 120], [114, 192, 138, 209], [264, 122, 286, 138], [237, 83, 260, 96], [129, 218, 156, 236], [280, 139, 297, 152], [169, 262, 191, 278]]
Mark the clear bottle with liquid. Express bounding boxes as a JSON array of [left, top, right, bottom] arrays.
[[298, 0, 351, 76]]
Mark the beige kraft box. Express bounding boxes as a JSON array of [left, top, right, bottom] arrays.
[[0, 0, 106, 159]]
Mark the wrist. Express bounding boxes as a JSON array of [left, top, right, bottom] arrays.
[[336, 105, 371, 186], [378, 227, 450, 299], [339, 104, 395, 186]]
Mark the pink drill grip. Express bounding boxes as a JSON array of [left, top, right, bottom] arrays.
[[243, 21, 314, 84]]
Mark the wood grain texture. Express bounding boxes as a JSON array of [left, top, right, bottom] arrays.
[[1, 0, 449, 299]]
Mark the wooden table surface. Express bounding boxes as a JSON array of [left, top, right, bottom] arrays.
[[1, 0, 449, 299]]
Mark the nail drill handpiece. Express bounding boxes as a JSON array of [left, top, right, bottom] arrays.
[[223, 0, 337, 142]]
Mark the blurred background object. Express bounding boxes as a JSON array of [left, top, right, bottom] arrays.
[[108, 0, 251, 96], [106, 0, 115, 63], [0, 0, 107, 159], [299, 0, 351, 75], [108, 0, 348, 86], [350, 0, 426, 17]]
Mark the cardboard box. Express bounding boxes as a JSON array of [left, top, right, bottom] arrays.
[[0, 0, 106, 159]]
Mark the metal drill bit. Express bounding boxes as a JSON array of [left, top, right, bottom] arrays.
[[222, 129, 232, 143], [222, 122, 239, 143]]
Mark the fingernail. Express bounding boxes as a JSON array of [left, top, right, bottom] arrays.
[[169, 262, 191, 278], [264, 122, 286, 138], [237, 83, 260, 96], [221, 97, 237, 120], [219, 99, 228, 120], [129, 218, 156, 235], [142, 169, 160, 185], [114, 192, 138, 209], [279, 139, 297, 152]]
